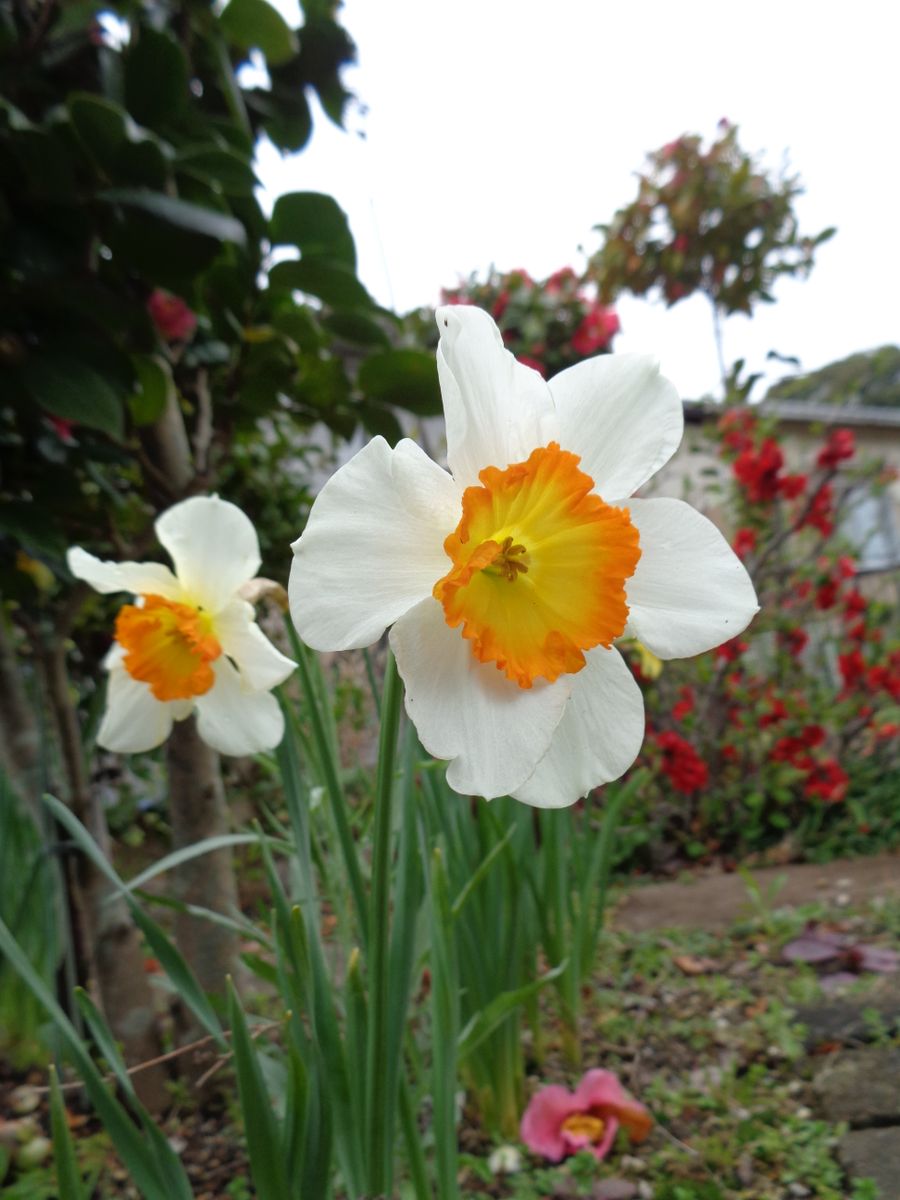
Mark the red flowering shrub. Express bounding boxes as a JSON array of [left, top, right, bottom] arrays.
[[436, 265, 619, 378], [617, 408, 899, 868]]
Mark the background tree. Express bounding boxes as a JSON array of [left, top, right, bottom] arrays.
[[588, 120, 835, 392]]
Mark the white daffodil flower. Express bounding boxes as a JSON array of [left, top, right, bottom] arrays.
[[290, 306, 758, 806], [68, 496, 295, 756]]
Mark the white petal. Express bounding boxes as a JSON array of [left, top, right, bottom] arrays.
[[67, 547, 182, 600], [389, 597, 570, 800], [290, 436, 461, 651], [97, 661, 176, 753], [155, 496, 261, 615], [512, 647, 644, 808], [624, 497, 759, 659], [214, 599, 295, 691], [436, 305, 557, 487], [550, 354, 683, 500], [194, 657, 284, 756]]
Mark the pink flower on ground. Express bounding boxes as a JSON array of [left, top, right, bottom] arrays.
[[520, 1070, 651, 1163], [147, 290, 197, 342]]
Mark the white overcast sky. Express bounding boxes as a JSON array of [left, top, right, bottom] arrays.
[[258, 0, 899, 401]]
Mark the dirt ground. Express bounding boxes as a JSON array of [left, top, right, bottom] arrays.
[[613, 850, 900, 933]]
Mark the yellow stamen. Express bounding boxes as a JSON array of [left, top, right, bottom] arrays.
[[561, 1112, 606, 1142], [434, 442, 641, 688], [116, 594, 222, 702]]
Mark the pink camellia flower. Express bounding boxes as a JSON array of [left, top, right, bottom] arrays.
[[520, 1069, 651, 1163], [147, 289, 198, 342]]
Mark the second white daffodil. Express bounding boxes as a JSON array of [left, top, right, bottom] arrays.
[[69, 496, 295, 756], [290, 306, 758, 806]]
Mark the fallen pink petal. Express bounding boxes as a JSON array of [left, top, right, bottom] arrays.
[[520, 1070, 652, 1163]]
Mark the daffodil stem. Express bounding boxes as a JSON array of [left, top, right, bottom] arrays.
[[365, 650, 403, 1196], [284, 619, 368, 940]]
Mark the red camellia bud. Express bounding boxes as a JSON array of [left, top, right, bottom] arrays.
[[147, 290, 198, 342]]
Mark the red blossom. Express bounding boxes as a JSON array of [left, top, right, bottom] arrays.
[[839, 649, 866, 690], [804, 760, 849, 804], [571, 306, 620, 356], [842, 589, 867, 620], [656, 731, 709, 793], [717, 408, 756, 454], [492, 290, 510, 320], [760, 697, 789, 728], [780, 628, 809, 657], [800, 484, 835, 536], [837, 556, 857, 579], [779, 472, 807, 499], [733, 438, 784, 502], [817, 428, 855, 469], [733, 527, 756, 560], [672, 686, 695, 721], [715, 637, 748, 663], [518, 355, 547, 377], [815, 580, 839, 610], [544, 267, 576, 293], [147, 289, 197, 342]]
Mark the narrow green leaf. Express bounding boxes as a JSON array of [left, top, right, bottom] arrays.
[[0, 916, 190, 1200], [227, 981, 292, 1200], [49, 1066, 86, 1200], [457, 961, 567, 1059]]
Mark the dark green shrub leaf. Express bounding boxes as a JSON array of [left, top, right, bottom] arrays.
[[21, 355, 123, 438], [219, 0, 298, 66], [269, 258, 373, 309], [270, 191, 355, 268], [358, 349, 442, 416]]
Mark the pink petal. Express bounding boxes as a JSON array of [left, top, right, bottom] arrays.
[[574, 1070, 653, 1144], [589, 1115, 620, 1162], [520, 1085, 579, 1161]]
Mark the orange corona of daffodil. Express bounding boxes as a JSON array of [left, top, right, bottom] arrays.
[[68, 496, 295, 755], [289, 306, 758, 805]]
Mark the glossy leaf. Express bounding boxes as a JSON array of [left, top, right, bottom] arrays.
[[22, 355, 123, 438], [270, 191, 356, 268], [219, 0, 298, 66], [358, 348, 442, 416]]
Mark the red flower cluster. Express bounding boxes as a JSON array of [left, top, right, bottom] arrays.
[[772, 725, 826, 769], [655, 731, 708, 793], [732, 527, 756, 560], [732, 439, 807, 504], [672, 686, 695, 721], [571, 306, 620, 356], [804, 760, 849, 804], [817, 428, 855, 469], [715, 636, 748, 663], [800, 484, 835, 537], [718, 408, 756, 453]]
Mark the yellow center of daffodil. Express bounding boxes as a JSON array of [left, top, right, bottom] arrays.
[[115, 594, 222, 702], [561, 1112, 606, 1142], [433, 442, 641, 688]]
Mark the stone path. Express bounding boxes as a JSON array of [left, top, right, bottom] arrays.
[[615, 855, 900, 1196]]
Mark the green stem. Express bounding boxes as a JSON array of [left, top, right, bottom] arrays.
[[284, 619, 367, 941], [365, 651, 403, 1196]]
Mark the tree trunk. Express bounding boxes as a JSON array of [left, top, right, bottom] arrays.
[[166, 716, 239, 1026], [44, 637, 169, 1112], [0, 612, 41, 810]]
